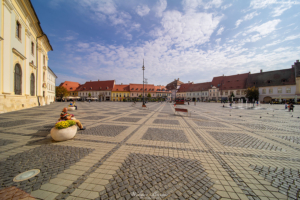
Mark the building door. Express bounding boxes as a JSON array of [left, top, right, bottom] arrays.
[[14, 64, 22, 95]]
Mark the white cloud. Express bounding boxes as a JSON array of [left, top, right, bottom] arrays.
[[246, 19, 281, 36], [221, 3, 232, 10], [215, 38, 221, 44], [235, 11, 260, 28], [136, 5, 150, 17], [216, 26, 224, 35], [271, 4, 291, 17], [154, 0, 167, 17]]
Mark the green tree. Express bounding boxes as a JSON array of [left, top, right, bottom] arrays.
[[245, 86, 259, 102], [139, 94, 142, 97], [147, 93, 151, 97], [88, 93, 91, 97], [56, 86, 69, 101], [230, 92, 235, 98]]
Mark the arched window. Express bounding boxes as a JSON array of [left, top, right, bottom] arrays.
[[14, 64, 22, 95], [30, 73, 35, 96]]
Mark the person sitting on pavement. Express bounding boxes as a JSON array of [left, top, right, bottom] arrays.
[[70, 101, 77, 110], [60, 108, 85, 130], [289, 103, 294, 112]]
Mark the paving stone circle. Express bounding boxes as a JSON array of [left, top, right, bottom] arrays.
[[153, 119, 180, 125], [141, 128, 189, 143], [193, 120, 228, 128], [250, 165, 300, 199], [0, 120, 41, 128], [114, 117, 141, 123], [208, 132, 283, 151], [274, 136, 300, 145], [78, 125, 128, 137], [0, 145, 94, 194], [0, 139, 15, 147], [99, 153, 220, 200]]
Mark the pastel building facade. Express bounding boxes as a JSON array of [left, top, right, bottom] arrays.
[[112, 84, 130, 101], [77, 80, 115, 101], [47, 67, 57, 104], [246, 61, 300, 103], [0, 0, 53, 113]]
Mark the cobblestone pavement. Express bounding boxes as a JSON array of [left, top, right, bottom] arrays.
[[0, 102, 300, 200]]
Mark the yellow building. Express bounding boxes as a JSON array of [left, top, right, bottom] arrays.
[[0, 0, 53, 113], [112, 84, 130, 101]]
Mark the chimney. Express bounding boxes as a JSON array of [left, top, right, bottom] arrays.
[[98, 79, 100, 81], [121, 83, 123, 85], [90, 80, 92, 82], [223, 74, 224, 76], [188, 81, 190, 83], [260, 69, 262, 73], [249, 71, 251, 74]]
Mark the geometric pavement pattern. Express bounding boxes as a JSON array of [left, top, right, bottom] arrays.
[[78, 125, 128, 137], [250, 165, 300, 199], [0, 139, 15, 147], [193, 120, 228, 128], [99, 153, 220, 200], [274, 135, 300, 145], [208, 132, 283, 151], [153, 119, 180, 125], [1, 102, 300, 200], [0, 145, 94, 194], [141, 128, 189, 143], [114, 117, 142, 123]]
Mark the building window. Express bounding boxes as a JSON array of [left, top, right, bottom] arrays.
[[31, 42, 34, 55], [225, 91, 228, 95], [286, 87, 291, 93], [262, 89, 266, 94], [16, 21, 21, 40], [14, 64, 22, 95], [278, 88, 282, 93], [269, 89, 273, 94], [43, 55, 45, 65], [43, 72, 45, 82], [236, 90, 240, 95]]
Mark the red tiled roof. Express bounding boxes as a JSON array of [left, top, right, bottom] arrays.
[[187, 82, 212, 92], [177, 83, 193, 92], [212, 73, 249, 90], [112, 85, 130, 92], [77, 80, 115, 91], [59, 81, 80, 92]]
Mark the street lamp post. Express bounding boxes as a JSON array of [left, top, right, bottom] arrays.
[[142, 59, 146, 107]]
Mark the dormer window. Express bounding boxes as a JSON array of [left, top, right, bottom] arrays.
[[90, 87, 92, 89], [253, 82, 256, 85], [84, 87, 86, 90], [131, 88, 134, 90], [100, 87, 102, 89], [267, 80, 271, 83], [70, 87, 73, 90], [145, 89, 147, 91], [136, 88, 138, 90], [107, 87, 109, 89], [281, 79, 287, 83]]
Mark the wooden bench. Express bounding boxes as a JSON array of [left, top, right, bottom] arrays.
[[174, 108, 190, 116]]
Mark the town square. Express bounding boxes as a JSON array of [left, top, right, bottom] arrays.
[[1, 0, 300, 199]]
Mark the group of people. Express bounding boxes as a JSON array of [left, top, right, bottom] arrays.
[[285, 102, 295, 112]]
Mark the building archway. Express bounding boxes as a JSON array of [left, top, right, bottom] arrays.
[[14, 63, 22, 95], [263, 96, 272, 103]]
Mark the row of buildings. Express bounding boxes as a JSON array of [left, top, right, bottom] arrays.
[[166, 60, 300, 103], [0, 0, 57, 114], [59, 80, 172, 102]]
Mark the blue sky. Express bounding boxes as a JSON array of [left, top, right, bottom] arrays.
[[32, 0, 300, 86]]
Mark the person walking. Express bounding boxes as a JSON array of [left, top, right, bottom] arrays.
[[188, 101, 189, 105], [289, 103, 294, 112], [194, 101, 196, 106], [285, 102, 288, 110]]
